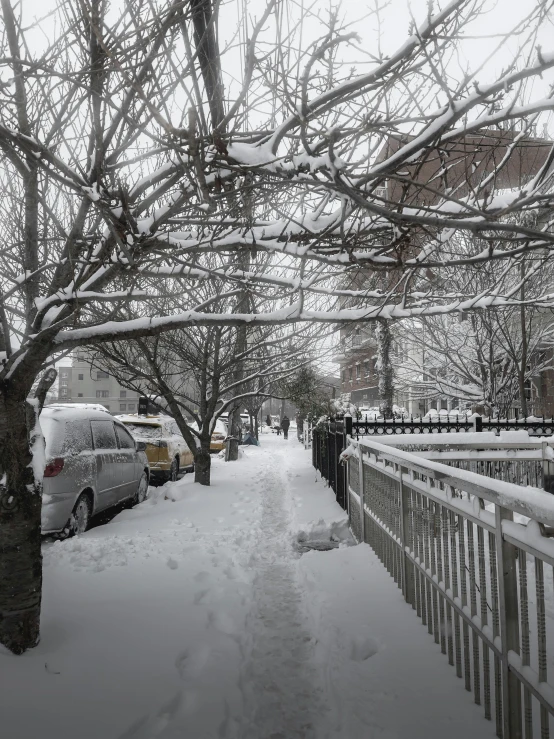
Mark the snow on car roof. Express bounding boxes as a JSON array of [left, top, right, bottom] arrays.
[[116, 413, 173, 426], [42, 405, 114, 422]]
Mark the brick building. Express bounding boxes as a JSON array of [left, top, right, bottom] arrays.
[[335, 129, 552, 411]]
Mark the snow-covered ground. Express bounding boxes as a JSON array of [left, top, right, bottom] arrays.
[[1, 432, 495, 738]]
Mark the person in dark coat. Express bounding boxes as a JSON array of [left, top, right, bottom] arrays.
[[281, 415, 290, 439], [266, 414, 271, 428]]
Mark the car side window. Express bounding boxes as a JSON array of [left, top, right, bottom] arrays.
[[91, 420, 118, 450], [62, 420, 93, 454], [115, 424, 135, 450]]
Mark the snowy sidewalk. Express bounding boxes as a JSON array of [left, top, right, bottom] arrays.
[[1, 433, 495, 738]]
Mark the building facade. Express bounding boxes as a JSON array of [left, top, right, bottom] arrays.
[[334, 129, 552, 413], [57, 352, 141, 415]]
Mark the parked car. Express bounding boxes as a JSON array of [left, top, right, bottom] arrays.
[[210, 420, 227, 452], [392, 405, 409, 419], [117, 414, 195, 482], [40, 405, 150, 537], [357, 407, 382, 420], [424, 408, 471, 420]]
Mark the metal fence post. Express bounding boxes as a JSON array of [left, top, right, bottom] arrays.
[[343, 415, 353, 511], [325, 421, 331, 485], [542, 440, 554, 494], [399, 466, 414, 607], [495, 506, 522, 739], [473, 415, 483, 433], [358, 443, 365, 543], [335, 424, 343, 507]]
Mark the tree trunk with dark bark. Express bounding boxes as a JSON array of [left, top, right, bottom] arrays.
[[0, 387, 42, 654], [0, 366, 57, 654], [194, 437, 212, 486]]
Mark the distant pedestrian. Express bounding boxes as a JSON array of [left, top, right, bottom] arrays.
[[281, 415, 290, 439], [266, 414, 271, 428]]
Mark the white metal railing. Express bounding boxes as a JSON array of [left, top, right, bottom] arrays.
[[365, 432, 554, 490], [343, 434, 554, 738]]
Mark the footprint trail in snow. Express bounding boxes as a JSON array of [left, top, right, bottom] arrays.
[[238, 447, 327, 739]]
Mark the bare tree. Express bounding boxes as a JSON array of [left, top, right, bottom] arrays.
[[92, 303, 328, 485], [0, 0, 553, 653]]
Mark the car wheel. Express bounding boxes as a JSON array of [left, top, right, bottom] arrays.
[[72, 494, 91, 536], [169, 457, 179, 482], [134, 472, 149, 505]]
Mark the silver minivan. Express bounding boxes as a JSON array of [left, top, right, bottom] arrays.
[[40, 405, 150, 537]]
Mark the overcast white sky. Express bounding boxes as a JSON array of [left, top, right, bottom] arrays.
[[16, 0, 553, 369]]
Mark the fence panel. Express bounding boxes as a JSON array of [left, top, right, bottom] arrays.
[[350, 416, 554, 438], [343, 436, 554, 738]]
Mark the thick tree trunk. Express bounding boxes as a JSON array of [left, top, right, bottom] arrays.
[[376, 319, 394, 418], [194, 439, 212, 486], [0, 389, 42, 654], [226, 405, 241, 461]]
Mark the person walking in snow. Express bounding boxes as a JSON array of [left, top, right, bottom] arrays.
[[280, 415, 290, 440], [266, 414, 271, 428]]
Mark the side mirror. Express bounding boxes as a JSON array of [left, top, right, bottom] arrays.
[[136, 441, 147, 452]]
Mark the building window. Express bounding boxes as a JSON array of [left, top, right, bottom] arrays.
[[364, 361, 370, 377], [356, 364, 361, 380], [61, 371, 68, 378], [349, 367, 353, 381], [61, 380, 67, 386], [78, 393, 83, 398], [96, 390, 109, 398], [97, 370, 109, 379], [60, 388, 67, 396], [120, 403, 126, 412], [78, 373, 84, 380], [342, 370, 346, 382], [120, 390, 127, 398], [104, 404, 110, 410], [127, 403, 135, 412]]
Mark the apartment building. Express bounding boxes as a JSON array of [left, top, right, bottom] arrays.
[[335, 128, 552, 412], [57, 352, 140, 415]]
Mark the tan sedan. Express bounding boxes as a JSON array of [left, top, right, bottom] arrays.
[[117, 414, 195, 482]]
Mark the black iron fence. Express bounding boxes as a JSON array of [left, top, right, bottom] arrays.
[[350, 415, 554, 437], [313, 416, 353, 510], [312, 414, 554, 510]]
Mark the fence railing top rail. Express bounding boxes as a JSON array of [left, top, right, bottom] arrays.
[[355, 430, 554, 450], [346, 435, 554, 526]]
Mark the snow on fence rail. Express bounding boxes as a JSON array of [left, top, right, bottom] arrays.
[[350, 415, 554, 437], [313, 417, 554, 513], [342, 435, 554, 739]]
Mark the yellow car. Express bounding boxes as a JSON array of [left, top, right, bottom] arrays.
[[210, 420, 227, 452], [117, 414, 195, 482]]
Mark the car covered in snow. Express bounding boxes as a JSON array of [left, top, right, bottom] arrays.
[[117, 414, 195, 482], [356, 407, 383, 420], [423, 407, 471, 420], [210, 419, 227, 452], [40, 405, 150, 537]]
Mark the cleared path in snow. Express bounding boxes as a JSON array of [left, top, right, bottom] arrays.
[[238, 443, 327, 738]]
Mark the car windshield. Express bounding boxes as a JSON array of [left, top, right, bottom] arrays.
[[122, 423, 162, 440]]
